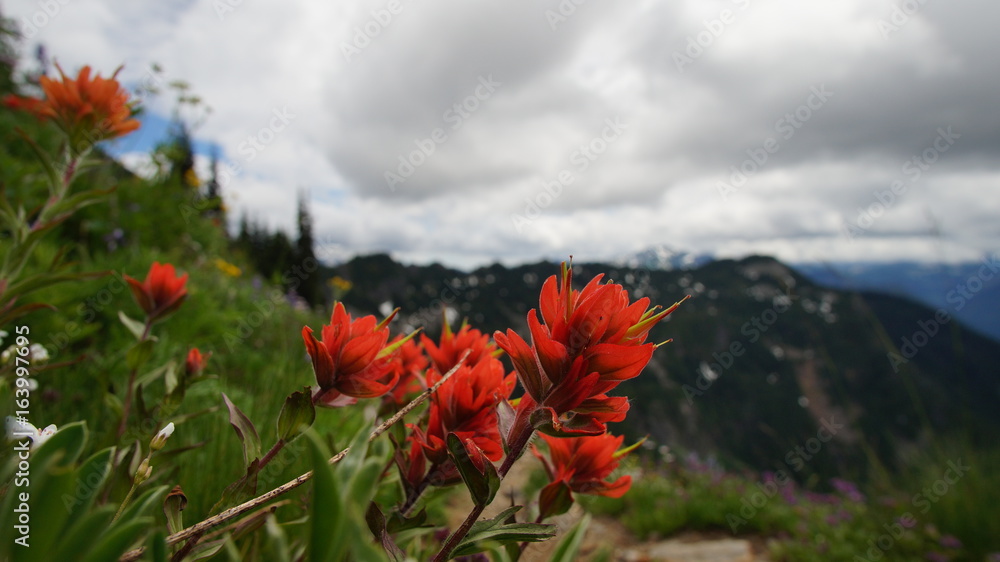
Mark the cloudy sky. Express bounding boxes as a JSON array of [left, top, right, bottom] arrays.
[[6, 0, 999, 270]]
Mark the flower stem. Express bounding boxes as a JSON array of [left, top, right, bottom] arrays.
[[117, 319, 153, 440], [430, 418, 535, 562], [117, 351, 470, 562], [111, 480, 139, 524], [258, 439, 285, 472]]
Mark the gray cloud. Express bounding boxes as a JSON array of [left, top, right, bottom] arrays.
[[8, 0, 997, 269]]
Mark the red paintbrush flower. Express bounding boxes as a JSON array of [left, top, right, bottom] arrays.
[[4, 63, 140, 146], [124, 262, 188, 322], [185, 348, 209, 376], [302, 302, 403, 406], [494, 262, 684, 436], [411, 354, 514, 467], [385, 335, 429, 407], [421, 321, 498, 375], [531, 432, 640, 519]]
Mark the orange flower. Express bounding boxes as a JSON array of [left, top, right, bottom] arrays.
[[411, 354, 514, 467], [421, 321, 498, 375], [124, 262, 189, 322], [185, 348, 209, 376], [385, 335, 428, 407], [302, 302, 400, 406], [531, 433, 636, 518], [495, 262, 683, 435], [5, 63, 140, 146]]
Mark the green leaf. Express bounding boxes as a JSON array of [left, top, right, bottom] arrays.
[[211, 459, 259, 514], [126, 339, 156, 371], [49, 506, 115, 562], [148, 531, 168, 562], [113, 485, 169, 530], [222, 393, 261, 467], [80, 517, 154, 562], [538, 481, 574, 520], [4, 269, 110, 302], [163, 485, 187, 534], [548, 513, 591, 562], [447, 433, 500, 507], [306, 432, 344, 562], [64, 447, 114, 522], [32, 420, 88, 470], [452, 507, 556, 558], [118, 311, 147, 340], [16, 128, 61, 195], [365, 503, 405, 562], [264, 514, 291, 562], [276, 388, 315, 442]]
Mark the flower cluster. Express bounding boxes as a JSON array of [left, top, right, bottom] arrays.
[[4, 63, 140, 149], [125, 262, 189, 323], [302, 302, 404, 407], [495, 262, 681, 437], [298, 264, 681, 528]]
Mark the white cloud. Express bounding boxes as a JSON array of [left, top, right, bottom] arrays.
[[6, 0, 998, 270]]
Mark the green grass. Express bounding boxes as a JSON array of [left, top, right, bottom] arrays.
[[581, 446, 1000, 561]]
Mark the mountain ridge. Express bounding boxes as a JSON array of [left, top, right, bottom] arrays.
[[327, 253, 1000, 482]]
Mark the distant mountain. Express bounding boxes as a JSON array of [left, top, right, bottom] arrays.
[[329, 254, 1000, 483], [615, 245, 714, 271], [791, 259, 1000, 342]]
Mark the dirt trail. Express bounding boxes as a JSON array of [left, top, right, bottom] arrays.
[[446, 456, 770, 561]]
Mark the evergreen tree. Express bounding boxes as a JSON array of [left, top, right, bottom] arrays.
[[294, 190, 320, 306]]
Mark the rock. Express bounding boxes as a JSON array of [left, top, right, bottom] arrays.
[[621, 538, 757, 562]]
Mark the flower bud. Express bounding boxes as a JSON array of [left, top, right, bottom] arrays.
[[150, 422, 175, 451], [135, 458, 152, 483]]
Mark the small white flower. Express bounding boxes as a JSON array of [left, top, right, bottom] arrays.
[[0, 346, 11, 364], [150, 422, 175, 451], [0, 330, 8, 346], [5, 416, 58, 449], [29, 343, 50, 363]]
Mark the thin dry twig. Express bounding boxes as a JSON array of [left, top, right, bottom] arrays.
[[119, 350, 469, 562]]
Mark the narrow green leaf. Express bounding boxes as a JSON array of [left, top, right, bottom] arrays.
[[548, 513, 591, 562], [31, 420, 88, 470], [80, 517, 153, 562], [126, 339, 156, 371], [113, 485, 169, 530], [148, 531, 168, 562], [306, 432, 344, 562], [222, 393, 261, 467], [264, 514, 291, 562], [276, 388, 315, 442], [49, 506, 115, 562], [447, 433, 500, 507], [118, 311, 147, 340], [211, 459, 259, 514], [453, 508, 556, 558], [163, 485, 187, 534]]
